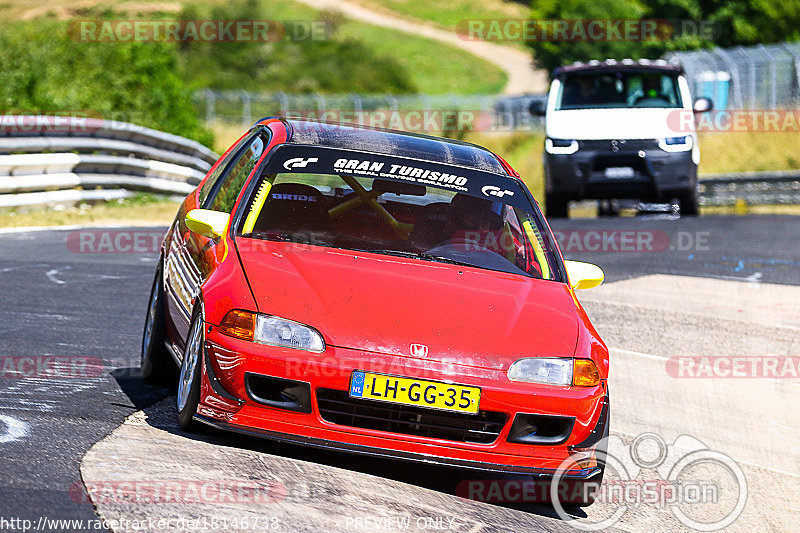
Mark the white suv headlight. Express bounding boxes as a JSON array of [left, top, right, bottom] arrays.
[[255, 315, 325, 353], [507, 358, 572, 385], [658, 135, 693, 152], [545, 138, 579, 155]]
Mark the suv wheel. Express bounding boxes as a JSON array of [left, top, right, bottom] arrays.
[[545, 193, 569, 218], [678, 187, 700, 216]]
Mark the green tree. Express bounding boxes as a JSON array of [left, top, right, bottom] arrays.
[[527, 0, 800, 77], [176, 0, 416, 94], [0, 20, 213, 146]]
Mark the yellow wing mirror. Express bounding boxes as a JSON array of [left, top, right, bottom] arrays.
[[185, 209, 230, 239], [564, 260, 604, 290]]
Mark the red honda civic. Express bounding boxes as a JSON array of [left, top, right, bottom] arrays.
[[140, 118, 609, 503]]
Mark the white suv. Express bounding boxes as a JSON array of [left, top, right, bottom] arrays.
[[531, 59, 712, 217]]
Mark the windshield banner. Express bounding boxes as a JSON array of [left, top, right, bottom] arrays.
[[263, 144, 531, 210]]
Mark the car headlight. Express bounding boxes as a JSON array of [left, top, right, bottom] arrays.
[[545, 138, 579, 155], [507, 358, 600, 386], [658, 135, 693, 152], [508, 358, 572, 385], [255, 315, 325, 352], [218, 310, 325, 353]]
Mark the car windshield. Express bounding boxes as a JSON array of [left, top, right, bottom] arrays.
[[557, 71, 682, 109], [236, 148, 562, 281]]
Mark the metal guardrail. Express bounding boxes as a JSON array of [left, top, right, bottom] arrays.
[[0, 115, 795, 210], [0, 154, 205, 184], [194, 89, 548, 132], [0, 116, 217, 209], [700, 171, 800, 206]]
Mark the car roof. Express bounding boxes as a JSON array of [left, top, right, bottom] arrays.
[[554, 58, 684, 77], [255, 118, 509, 175]]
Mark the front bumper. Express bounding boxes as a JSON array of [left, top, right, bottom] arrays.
[[195, 328, 607, 478], [544, 139, 697, 201]]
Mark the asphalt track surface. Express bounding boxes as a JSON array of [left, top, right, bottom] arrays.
[[0, 215, 798, 531]]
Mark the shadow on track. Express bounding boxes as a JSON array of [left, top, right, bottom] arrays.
[[111, 366, 589, 527]]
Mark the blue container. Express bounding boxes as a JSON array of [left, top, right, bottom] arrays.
[[695, 71, 730, 111]]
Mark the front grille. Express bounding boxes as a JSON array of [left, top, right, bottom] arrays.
[[580, 139, 658, 152], [316, 388, 507, 444]]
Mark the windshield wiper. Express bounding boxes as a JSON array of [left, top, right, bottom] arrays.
[[360, 249, 478, 268], [416, 253, 477, 268], [247, 231, 294, 242], [246, 231, 328, 246], [358, 249, 418, 258]]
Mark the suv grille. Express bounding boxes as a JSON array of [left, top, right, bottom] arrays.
[[316, 388, 507, 444], [580, 139, 658, 152]]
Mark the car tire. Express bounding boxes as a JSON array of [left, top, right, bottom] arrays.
[[553, 394, 610, 508], [141, 263, 174, 383], [176, 305, 204, 431], [545, 193, 569, 218], [597, 199, 619, 217], [678, 187, 700, 216], [570, 408, 610, 507]]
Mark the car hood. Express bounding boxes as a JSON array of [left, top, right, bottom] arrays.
[[236, 240, 579, 370], [546, 108, 692, 140]]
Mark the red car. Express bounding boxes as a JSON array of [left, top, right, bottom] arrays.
[[141, 118, 609, 503]]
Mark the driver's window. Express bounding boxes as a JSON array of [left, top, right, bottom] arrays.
[[207, 134, 267, 213]]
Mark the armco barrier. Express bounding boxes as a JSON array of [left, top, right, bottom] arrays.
[[699, 171, 800, 206], [0, 116, 217, 209], [1, 115, 796, 209]]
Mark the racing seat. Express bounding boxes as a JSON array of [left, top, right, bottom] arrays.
[[251, 182, 329, 233], [447, 193, 523, 265], [448, 193, 504, 240], [408, 202, 450, 251]]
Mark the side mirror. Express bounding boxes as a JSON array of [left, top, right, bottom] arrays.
[[693, 97, 713, 114], [529, 99, 547, 117], [564, 260, 604, 290], [185, 209, 230, 239]]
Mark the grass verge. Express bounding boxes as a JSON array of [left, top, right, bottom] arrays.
[[348, 0, 529, 33], [2, 0, 506, 96], [0, 194, 180, 228], [697, 131, 800, 174]]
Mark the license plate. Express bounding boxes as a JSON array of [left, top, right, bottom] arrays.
[[349, 371, 481, 414], [604, 167, 635, 179]]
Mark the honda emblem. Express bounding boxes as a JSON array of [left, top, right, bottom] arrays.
[[410, 344, 429, 357]]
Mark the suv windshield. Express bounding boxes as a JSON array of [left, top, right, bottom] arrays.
[[236, 147, 562, 281], [557, 71, 682, 110]]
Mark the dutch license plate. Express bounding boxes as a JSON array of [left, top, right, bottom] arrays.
[[604, 167, 635, 179], [349, 371, 481, 414]]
